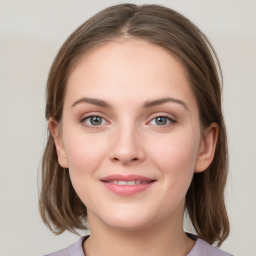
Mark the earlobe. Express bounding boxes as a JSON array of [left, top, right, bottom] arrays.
[[48, 118, 68, 168], [195, 123, 219, 173]]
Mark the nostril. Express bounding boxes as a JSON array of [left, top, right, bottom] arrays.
[[112, 157, 139, 162]]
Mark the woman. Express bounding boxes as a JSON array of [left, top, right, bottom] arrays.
[[40, 3, 233, 255]]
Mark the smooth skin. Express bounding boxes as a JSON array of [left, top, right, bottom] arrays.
[[50, 39, 218, 256]]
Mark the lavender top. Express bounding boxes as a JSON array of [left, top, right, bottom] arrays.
[[44, 236, 233, 256]]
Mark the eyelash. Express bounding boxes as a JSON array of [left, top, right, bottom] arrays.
[[80, 114, 176, 128], [80, 115, 109, 128], [148, 115, 177, 127]]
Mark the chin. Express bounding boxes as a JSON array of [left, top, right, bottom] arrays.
[[105, 219, 151, 231], [99, 208, 157, 231]]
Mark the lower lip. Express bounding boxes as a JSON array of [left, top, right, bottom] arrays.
[[102, 182, 155, 196]]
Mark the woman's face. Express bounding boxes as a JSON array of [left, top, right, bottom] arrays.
[[52, 40, 216, 231]]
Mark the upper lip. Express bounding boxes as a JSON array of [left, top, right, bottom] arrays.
[[100, 174, 155, 182]]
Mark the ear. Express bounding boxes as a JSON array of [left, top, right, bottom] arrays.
[[195, 123, 219, 173], [48, 117, 68, 168]]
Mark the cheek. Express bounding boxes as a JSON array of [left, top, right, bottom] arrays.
[[62, 130, 108, 195], [149, 130, 200, 189], [64, 131, 106, 170], [62, 131, 109, 205]]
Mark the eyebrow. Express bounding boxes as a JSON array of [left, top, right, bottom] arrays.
[[144, 97, 188, 110], [71, 97, 188, 110], [71, 97, 111, 108]]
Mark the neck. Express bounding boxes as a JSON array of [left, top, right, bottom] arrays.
[[83, 214, 195, 256]]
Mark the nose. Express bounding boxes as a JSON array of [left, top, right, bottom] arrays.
[[109, 124, 145, 165]]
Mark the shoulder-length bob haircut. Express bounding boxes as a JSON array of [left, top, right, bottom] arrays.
[[39, 3, 229, 246]]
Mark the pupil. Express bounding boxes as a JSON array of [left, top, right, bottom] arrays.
[[156, 117, 167, 125], [91, 116, 102, 125]]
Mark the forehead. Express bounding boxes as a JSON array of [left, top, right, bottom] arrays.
[[65, 39, 197, 110]]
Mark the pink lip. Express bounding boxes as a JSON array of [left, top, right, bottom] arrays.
[[100, 174, 156, 196], [101, 174, 153, 182]]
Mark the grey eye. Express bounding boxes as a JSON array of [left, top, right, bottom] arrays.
[[150, 116, 172, 126], [84, 116, 107, 126]]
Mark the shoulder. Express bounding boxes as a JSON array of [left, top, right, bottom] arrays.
[[43, 236, 86, 256], [44, 247, 68, 256], [187, 238, 233, 256]]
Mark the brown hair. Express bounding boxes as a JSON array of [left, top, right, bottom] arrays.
[[39, 3, 229, 246]]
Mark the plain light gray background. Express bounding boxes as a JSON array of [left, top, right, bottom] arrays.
[[0, 0, 255, 255]]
